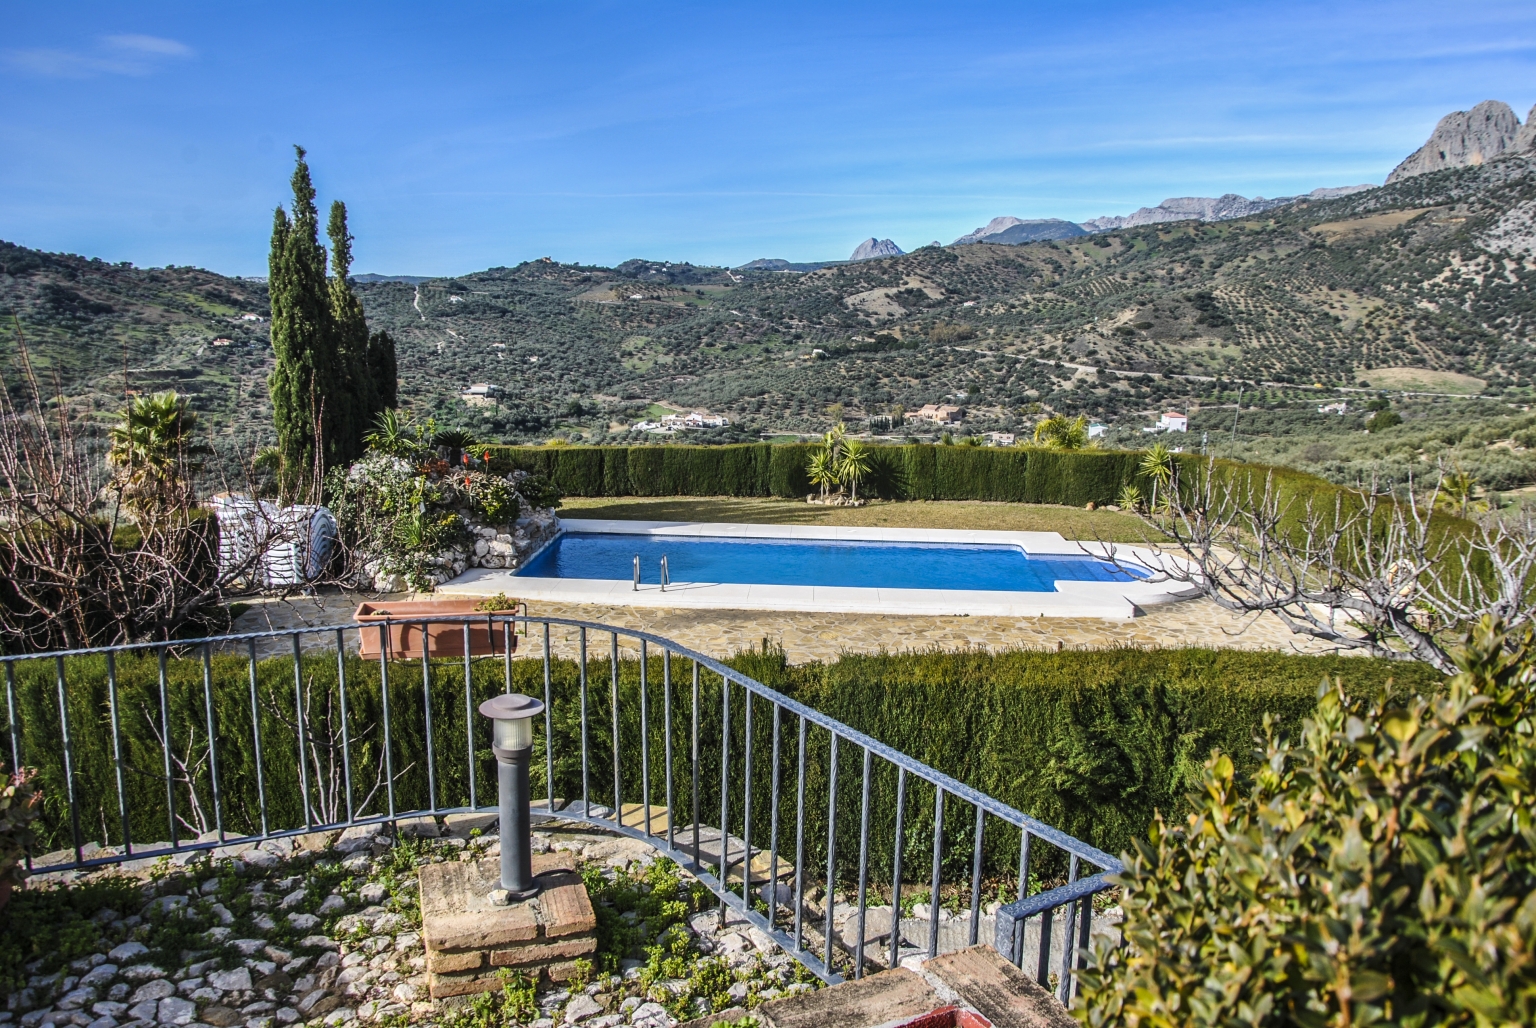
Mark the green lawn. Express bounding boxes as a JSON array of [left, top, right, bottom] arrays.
[[557, 495, 1160, 542]]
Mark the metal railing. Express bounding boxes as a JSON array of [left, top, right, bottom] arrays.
[[1, 615, 1119, 1001]]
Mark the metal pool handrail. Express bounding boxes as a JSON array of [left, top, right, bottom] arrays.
[[2, 614, 1120, 998]]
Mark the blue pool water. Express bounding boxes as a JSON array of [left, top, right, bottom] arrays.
[[516, 532, 1146, 592]]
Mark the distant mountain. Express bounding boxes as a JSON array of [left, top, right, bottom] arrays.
[[353, 273, 432, 284], [952, 217, 1085, 246], [849, 238, 903, 261], [1387, 100, 1528, 183], [737, 258, 842, 272]]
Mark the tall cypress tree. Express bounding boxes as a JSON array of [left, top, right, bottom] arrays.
[[326, 200, 374, 463], [267, 147, 339, 499], [367, 330, 398, 412]]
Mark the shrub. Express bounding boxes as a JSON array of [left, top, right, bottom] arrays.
[[1076, 617, 1536, 1027], [0, 766, 41, 886]]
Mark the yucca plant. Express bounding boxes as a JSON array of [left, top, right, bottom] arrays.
[[1139, 441, 1175, 512], [839, 439, 872, 502]]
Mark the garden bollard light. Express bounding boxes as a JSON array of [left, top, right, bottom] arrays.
[[479, 692, 545, 899]]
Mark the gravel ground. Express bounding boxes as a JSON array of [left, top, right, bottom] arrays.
[[4, 821, 829, 1028]]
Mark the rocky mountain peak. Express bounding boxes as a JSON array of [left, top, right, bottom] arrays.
[[952, 217, 1085, 246], [850, 238, 904, 261], [1387, 100, 1523, 183]]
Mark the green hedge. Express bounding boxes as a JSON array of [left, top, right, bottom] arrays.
[[5, 644, 1440, 886], [488, 442, 1173, 505]]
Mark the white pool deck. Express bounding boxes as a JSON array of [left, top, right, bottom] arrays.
[[438, 519, 1201, 619]]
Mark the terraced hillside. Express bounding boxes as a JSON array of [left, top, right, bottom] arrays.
[[5, 155, 1536, 484]]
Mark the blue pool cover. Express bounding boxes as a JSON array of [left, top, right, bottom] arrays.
[[516, 532, 1146, 593]]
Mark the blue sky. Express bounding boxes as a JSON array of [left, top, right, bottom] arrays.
[[3, 1, 1535, 276]]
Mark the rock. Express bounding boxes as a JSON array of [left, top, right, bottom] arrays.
[[208, 905, 234, 927], [119, 968, 166, 984], [142, 897, 187, 918], [126, 1003, 159, 1023], [316, 896, 347, 916], [57, 990, 97, 1011], [84, 1017, 115, 1028], [1388, 100, 1523, 182], [726, 982, 748, 1002], [319, 1010, 351, 1027], [79, 967, 117, 989], [199, 1010, 241, 1028], [393, 817, 438, 839], [356, 884, 386, 906], [332, 827, 379, 855], [245, 1020, 274, 1028], [294, 993, 333, 1018], [388, 984, 416, 1006], [155, 997, 196, 1026], [849, 238, 903, 261], [278, 890, 307, 912], [273, 1011, 299, 1027], [715, 933, 750, 954], [297, 936, 338, 952], [285, 914, 319, 932], [130, 983, 174, 1006], [90, 1007, 126, 1021], [174, 980, 203, 998], [561, 995, 601, 1024], [628, 1002, 670, 1028], [229, 941, 266, 957], [205, 970, 250, 994]]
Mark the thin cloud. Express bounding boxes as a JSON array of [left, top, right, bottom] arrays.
[[4, 34, 193, 78]]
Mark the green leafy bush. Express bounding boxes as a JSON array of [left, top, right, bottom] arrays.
[[1076, 618, 1536, 1027], [0, 766, 41, 885]]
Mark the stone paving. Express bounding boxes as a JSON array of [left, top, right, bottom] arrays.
[[230, 591, 1341, 664]]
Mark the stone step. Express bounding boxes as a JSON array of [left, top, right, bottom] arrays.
[[678, 944, 1073, 1028]]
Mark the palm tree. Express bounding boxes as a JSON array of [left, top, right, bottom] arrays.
[[838, 439, 872, 502], [433, 428, 480, 466], [1438, 465, 1479, 518], [1140, 442, 1175, 512], [108, 391, 205, 506], [1033, 413, 1090, 450], [807, 448, 838, 500]]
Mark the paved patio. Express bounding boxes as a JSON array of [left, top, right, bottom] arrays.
[[230, 590, 1340, 663]]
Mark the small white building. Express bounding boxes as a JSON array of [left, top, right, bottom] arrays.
[[1088, 423, 1108, 439], [985, 432, 1015, 447], [1318, 401, 1348, 415], [659, 411, 730, 430], [1159, 411, 1188, 433], [461, 383, 503, 408]]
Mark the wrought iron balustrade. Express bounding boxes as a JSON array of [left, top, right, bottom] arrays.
[[2, 615, 1120, 1004]]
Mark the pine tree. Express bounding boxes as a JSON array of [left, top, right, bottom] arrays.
[[326, 200, 374, 463], [267, 146, 339, 499]]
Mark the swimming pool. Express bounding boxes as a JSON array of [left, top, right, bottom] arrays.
[[517, 531, 1147, 592], [441, 519, 1198, 618]]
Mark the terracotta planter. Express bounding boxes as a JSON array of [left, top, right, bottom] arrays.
[[354, 600, 519, 660]]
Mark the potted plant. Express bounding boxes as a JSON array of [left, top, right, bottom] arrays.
[[355, 594, 522, 659]]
